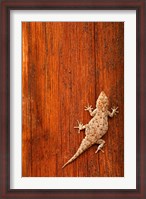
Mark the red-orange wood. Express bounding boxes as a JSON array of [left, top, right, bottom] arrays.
[[22, 22, 124, 177]]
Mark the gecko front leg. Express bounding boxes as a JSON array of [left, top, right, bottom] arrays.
[[108, 107, 119, 117], [85, 103, 97, 117], [74, 120, 86, 133]]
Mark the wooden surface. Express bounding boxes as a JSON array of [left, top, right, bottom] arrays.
[[22, 22, 124, 177]]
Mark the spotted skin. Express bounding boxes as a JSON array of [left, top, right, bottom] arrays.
[[62, 91, 118, 168]]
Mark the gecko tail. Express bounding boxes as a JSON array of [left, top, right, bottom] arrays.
[[62, 150, 80, 168], [62, 159, 73, 169], [62, 138, 93, 169]]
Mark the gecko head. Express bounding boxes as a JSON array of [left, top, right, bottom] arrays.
[[96, 91, 109, 111]]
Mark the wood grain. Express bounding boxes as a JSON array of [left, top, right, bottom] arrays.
[[22, 22, 124, 177]]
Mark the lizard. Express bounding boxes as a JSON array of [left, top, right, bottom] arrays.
[[62, 91, 118, 168]]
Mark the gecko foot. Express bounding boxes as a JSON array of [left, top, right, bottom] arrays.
[[95, 147, 104, 153], [95, 139, 105, 153], [84, 103, 93, 112], [74, 120, 85, 133], [111, 107, 119, 116]]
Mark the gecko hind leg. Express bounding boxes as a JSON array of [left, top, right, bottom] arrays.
[[95, 139, 105, 153]]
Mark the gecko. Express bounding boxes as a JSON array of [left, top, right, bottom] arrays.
[[62, 91, 118, 168]]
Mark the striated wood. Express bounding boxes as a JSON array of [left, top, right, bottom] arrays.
[[94, 22, 124, 177], [22, 22, 124, 177]]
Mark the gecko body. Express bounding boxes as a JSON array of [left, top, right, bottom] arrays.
[[62, 91, 118, 168]]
